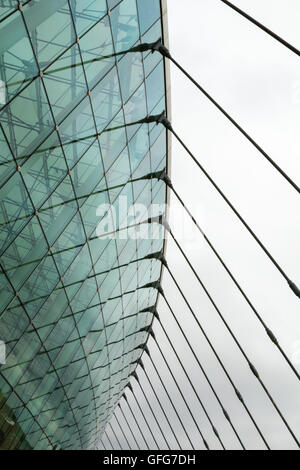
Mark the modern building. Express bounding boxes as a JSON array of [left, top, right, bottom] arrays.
[[0, 0, 170, 450]]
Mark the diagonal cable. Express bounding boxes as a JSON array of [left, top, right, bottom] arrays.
[[220, 0, 300, 57], [153, 114, 300, 300]]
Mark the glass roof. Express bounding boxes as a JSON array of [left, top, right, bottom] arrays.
[[0, 0, 168, 450]]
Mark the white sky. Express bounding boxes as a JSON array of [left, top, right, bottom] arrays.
[[101, 0, 300, 451]]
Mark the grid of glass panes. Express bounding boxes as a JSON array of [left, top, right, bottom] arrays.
[[0, 0, 168, 450]]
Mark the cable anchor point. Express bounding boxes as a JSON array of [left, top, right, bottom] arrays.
[[140, 168, 173, 188], [147, 214, 171, 233], [150, 38, 172, 60], [131, 371, 139, 383], [144, 250, 168, 267], [140, 280, 164, 295], [139, 111, 173, 131], [133, 358, 145, 370], [139, 305, 160, 319]]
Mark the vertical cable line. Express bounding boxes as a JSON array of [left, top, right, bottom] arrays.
[[104, 430, 115, 451], [165, 230, 270, 448], [68, 0, 102, 443], [163, 261, 300, 448], [111, 15, 146, 417], [116, 403, 141, 450], [159, 289, 245, 449], [120, 395, 150, 450], [145, 354, 196, 450], [125, 384, 160, 450], [130, 372, 172, 450], [99, 438, 107, 450], [112, 413, 133, 450], [148, 336, 209, 450], [153, 316, 226, 450], [73, 3, 123, 425], [103, 9, 130, 418], [107, 421, 123, 450], [133, 365, 183, 450], [164, 264, 259, 448]]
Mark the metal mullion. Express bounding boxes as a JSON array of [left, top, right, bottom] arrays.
[[0, 111, 41, 132]]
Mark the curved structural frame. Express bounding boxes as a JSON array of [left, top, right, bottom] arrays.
[[0, 0, 170, 450]]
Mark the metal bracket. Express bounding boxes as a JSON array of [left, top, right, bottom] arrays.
[[149, 38, 172, 59]]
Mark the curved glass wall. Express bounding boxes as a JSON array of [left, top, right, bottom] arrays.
[[0, 0, 168, 450]]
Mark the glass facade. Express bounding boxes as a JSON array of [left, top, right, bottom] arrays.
[[0, 0, 169, 450]]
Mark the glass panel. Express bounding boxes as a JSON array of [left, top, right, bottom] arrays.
[[70, 0, 107, 37], [0, 9, 38, 106], [0, 78, 55, 167], [117, 51, 144, 103], [110, 0, 139, 52], [137, 0, 161, 35], [91, 67, 121, 133], [0, 0, 167, 450], [22, 0, 75, 69], [79, 14, 114, 90], [42, 43, 86, 122], [0, 1, 18, 21], [108, 0, 121, 10], [145, 59, 165, 112]]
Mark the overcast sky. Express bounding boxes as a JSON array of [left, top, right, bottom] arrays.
[[100, 0, 300, 451]]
